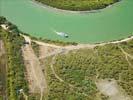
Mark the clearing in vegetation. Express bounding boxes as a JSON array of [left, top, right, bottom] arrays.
[[22, 36, 47, 100], [96, 79, 131, 100]]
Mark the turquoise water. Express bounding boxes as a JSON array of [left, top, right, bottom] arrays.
[[0, 0, 133, 43]]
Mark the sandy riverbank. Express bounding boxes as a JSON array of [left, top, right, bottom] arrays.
[[31, 0, 121, 14], [21, 34, 133, 51]]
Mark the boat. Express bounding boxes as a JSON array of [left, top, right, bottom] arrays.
[[54, 30, 68, 38]]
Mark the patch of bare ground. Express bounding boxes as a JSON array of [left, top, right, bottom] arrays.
[[0, 40, 5, 56], [0, 40, 7, 99], [96, 79, 131, 100], [22, 36, 47, 100], [39, 45, 60, 60]]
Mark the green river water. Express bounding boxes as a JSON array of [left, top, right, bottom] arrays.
[[0, 0, 133, 43]]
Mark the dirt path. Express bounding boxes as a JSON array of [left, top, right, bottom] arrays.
[[0, 40, 5, 56], [64, 36, 133, 51], [0, 40, 7, 100], [22, 36, 47, 100], [33, 40, 61, 48], [118, 46, 133, 59], [50, 56, 64, 82], [118, 45, 133, 68]]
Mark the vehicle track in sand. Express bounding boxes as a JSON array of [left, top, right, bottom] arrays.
[[22, 36, 47, 100]]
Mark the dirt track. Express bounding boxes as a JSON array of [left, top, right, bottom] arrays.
[[0, 40, 5, 56], [22, 36, 47, 100], [118, 45, 133, 68]]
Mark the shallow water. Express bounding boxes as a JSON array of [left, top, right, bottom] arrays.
[[0, 0, 133, 43]]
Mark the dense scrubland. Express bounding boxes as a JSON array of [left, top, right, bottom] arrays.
[[0, 29, 28, 100], [35, 0, 119, 11], [44, 39, 133, 100], [0, 16, 28, 100]]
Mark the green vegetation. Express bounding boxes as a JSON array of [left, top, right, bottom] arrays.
[[38, 38, 77, 46], [0, 16, 20, 34], [0, 16, 6, 24], [0, 28, 28, 99], [35, 0, 119, 11], [29, 35, 78, 46], [44, 39, 133, 100]]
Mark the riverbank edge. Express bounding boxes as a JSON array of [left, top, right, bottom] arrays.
[[23, 33, 133, 49], [31, 0, 121, 14], [1, 16, 133, 47]]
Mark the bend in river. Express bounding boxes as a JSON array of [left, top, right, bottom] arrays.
[[0, 0, 133, 43]]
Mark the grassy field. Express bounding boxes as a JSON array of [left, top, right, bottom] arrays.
[[43, 39, 133, 100], [35, 0, 119, 11]]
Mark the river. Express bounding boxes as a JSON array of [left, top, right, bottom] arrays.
[[0, 0, 133, 43]]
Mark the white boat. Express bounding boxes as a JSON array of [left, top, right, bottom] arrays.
[[54, 30, 68, 38]]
